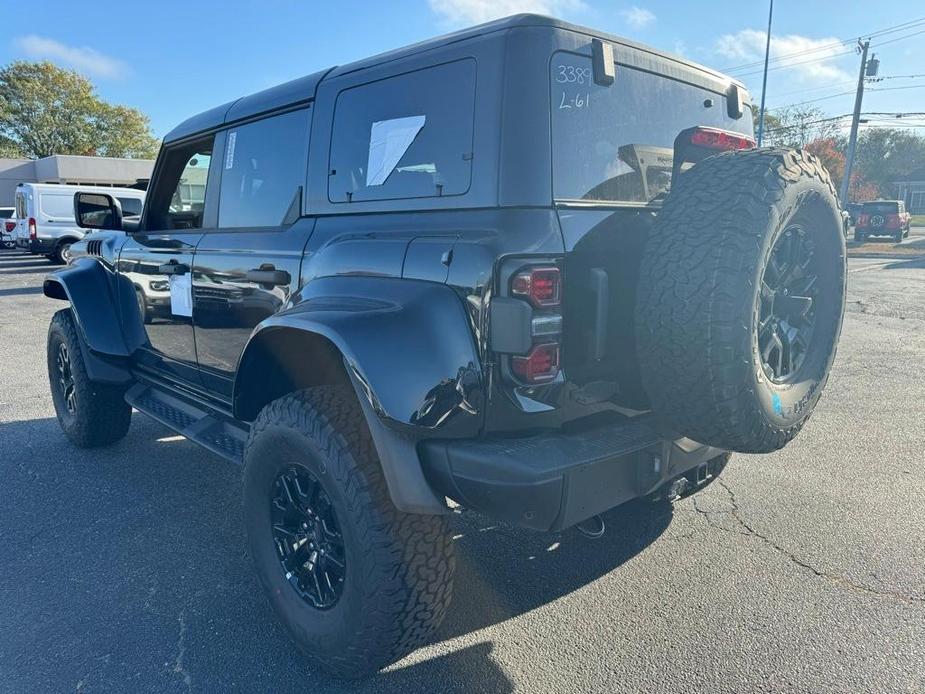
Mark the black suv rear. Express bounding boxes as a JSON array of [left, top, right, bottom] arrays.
[[43, 15, 846, 677]]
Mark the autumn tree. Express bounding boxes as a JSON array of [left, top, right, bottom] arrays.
[[0, 61, 159, 159]]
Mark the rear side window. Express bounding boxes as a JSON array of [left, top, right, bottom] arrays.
[[328, 59, 476, 203], [40, 193, 75, 220], [218, 108, 310, 228], [0, 209, 12, 219], [15, 192, 27, 218], [116, 197, 144, 216]]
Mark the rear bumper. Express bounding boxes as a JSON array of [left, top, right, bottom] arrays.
[[420, 415, 725, 531], [17, 238, 54, 253]]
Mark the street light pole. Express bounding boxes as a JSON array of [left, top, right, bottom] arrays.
[[756, 0, 774, 146], [840, 39, 870, 204]]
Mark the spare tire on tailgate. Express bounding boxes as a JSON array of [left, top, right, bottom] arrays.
[[635, 148, 846, 453]]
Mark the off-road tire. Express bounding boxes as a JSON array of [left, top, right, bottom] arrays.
[[47, 309, 132, 447], [635, 148, 846, 453], [242, 386, 455, 678]]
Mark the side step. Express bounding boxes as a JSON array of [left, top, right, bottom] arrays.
[[125, 382, 249, 464]]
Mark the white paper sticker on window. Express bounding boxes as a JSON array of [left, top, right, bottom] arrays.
[[366, 115, 426, 187], [169, 273, 193, 317], [225, 132, 237, 170]]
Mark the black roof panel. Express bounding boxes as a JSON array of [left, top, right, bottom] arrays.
[[163, 14, 738, 144]]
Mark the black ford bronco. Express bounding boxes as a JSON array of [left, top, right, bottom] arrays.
[[43, 15, 846, 677]]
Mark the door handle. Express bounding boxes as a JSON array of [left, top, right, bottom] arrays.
[[245, 266, 290, 286], [158, 262, 189, 275]]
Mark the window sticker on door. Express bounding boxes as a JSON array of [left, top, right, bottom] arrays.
[[366, 115, 426, 186], [225, 131, 237, 170], [169, 273, 193, 317]]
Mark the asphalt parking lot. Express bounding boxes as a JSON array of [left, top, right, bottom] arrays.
[[1, 233, 924, 693]]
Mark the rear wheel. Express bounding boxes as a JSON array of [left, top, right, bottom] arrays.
[[243, 386, 455, 678], [47, 309, 132, 447], [635, 149, 846, 453], [51, 240, 73, 265]]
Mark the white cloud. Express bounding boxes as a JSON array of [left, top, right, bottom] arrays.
[[620, 6, 655, 30], [714, 29, 850, 83], [14, 35, 128, 79], [427, 0, 584, 26]]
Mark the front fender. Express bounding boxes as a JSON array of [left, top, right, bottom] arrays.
[[237, 275, 484, 436], [43, 257, 140, 383], [44, 257, 130, 356]]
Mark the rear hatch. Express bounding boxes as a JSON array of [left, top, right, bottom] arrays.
[[858, 202, 900, 230], [550, 49, 754, 407]]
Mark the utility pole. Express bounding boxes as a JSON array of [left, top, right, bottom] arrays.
[[840, 39, 870, 204], [756, 0, 774, 146]]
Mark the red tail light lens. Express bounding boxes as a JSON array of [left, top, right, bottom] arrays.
[[885, 214, 900, 229], [4, 221, 14, 233], [511, 267, 560, 308], [511, 343, 560, 383], [857, 214, 869, 226], [28, 217, 37, 240], [689, 127, 756, 151]]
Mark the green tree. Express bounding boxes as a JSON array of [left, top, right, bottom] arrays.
[[852, 128, 925, 195], [0, 60, 159, 159]]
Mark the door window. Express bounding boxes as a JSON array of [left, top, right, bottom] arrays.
[[146, 137, 214, 230], [218, 109, 309, 228]]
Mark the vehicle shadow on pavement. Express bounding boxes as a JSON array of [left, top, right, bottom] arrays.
[[440, 499, 673, 642], [0, 414, 668, 692]]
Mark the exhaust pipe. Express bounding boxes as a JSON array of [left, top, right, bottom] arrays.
[[575, 514, 605, 539]]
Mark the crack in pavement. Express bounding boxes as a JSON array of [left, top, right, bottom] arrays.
[[691, 480, 925, 608], [172, 608, 192, 692]]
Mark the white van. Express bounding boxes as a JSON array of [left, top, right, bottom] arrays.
[[13, 183, 146, 264]]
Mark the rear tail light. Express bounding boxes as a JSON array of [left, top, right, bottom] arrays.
[[857, 214, 869, 226], [3, 221, 14, 233], [511, 343, 560, 383], [28, 217, 36, 240], [504, 263, 563, 385], [885, 215, 900, 229], [511, 266, 560, 308], [688, 126, 756, 152]]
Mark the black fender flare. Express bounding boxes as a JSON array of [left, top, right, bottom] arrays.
[[234, 275, 484, 514], [43, 257, 141, 383]]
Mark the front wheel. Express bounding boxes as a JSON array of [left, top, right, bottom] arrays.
[[47, 309, 132, 447], [243, 386, 455, 678]]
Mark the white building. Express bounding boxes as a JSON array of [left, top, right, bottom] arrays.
[[0, 154, 155, 206]]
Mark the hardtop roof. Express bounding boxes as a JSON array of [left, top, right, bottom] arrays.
[[163, 14, 740, 144]]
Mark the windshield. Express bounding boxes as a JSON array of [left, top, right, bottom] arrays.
[[551, 52, 753, 204]]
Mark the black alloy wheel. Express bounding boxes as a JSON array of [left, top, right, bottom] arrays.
[[55, 342, 78, 414], [757, 224, 818, 383], [270, 464, 346, 610]]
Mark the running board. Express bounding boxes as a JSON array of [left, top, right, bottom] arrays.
[[125, 382, 249, 464]]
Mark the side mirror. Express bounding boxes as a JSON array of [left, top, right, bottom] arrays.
[[74, 192, 123, 230]]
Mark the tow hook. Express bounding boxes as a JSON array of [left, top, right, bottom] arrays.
[[576, 515, 605, 539]]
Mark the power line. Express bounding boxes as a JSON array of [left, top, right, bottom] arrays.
[[721, 16, 925, 72]]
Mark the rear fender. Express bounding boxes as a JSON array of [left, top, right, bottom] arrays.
[[238, 275, 484, 434], [234, 275, 484, 514]]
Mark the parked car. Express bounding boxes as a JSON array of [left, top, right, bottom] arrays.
[[12, 183, 145, 263], [42, 14, 846, 678], [846, 202, 864, 226], [0, 206, 15, 248], [853, 199, 911, 243]]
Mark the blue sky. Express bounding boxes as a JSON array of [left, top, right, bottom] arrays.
[[4, 0, 924, 139]]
